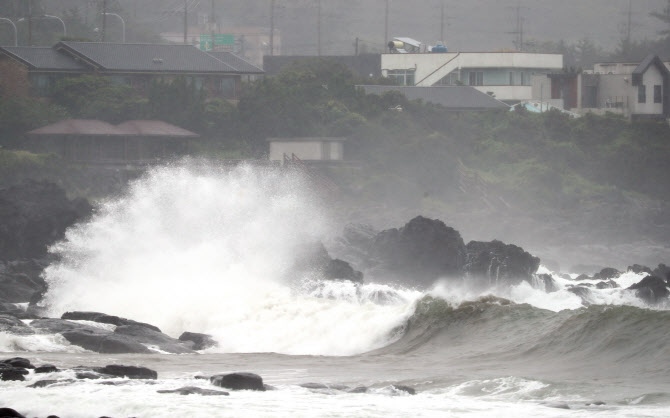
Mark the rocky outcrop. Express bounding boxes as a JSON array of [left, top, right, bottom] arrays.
[[113, 325, 194, 354], [0, 180, 92, 261], [652, 264, 670, 282], [157, 386, 229, 396], [61, 311, 161, 332], [0, 259, 48, 304], [592, 268, 620, 281], [292, 241, 364, 283], [0, 314, 34, 335], [30, 318, 194, 354], [210, 372, 265, 391], [97, 365, 157, 379], [178, 332, 218, 351], [628, 275, 670, 304], [367, 216, 466, 286], [463, 240, 540, 287], [628, 264, 652, 275]]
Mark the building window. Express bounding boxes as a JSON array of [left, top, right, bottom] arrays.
[[218, 78, 235, 97], [509, 72, 515, 86], [521, 72, 526, 86], [437, 71, 460, 85], [638, 84, 646, 103], [387, 69, 416, 86], [469, 71, 483, 86], [654, 85, 662, 103]]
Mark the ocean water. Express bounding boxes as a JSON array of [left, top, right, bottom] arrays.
[[1, 163, 669, 417]]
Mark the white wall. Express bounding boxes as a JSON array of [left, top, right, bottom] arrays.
[[632, 65, 664, 115]]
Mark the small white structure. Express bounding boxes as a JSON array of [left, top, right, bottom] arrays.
[[381, 51, 563, 102], [268, 137, 346, 165]]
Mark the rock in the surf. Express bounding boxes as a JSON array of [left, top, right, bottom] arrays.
[[592, 267, 620, 281], [292, 241, 364, 283], [463, 240, 540, 286], [34, 364, 59, 373], [0, 367, 29, 381], [97, 365, 157, 379], [178, 332, 218, 350], [157, 386, 229, 396], [628, 275, 670, 304], [61, 311, 161, 332], [0, 314, 34, 335], [113, 325, 195, 354], [0, 408, 26, 418], [210, 372, 266, 391], [2, 357, 33, 369], [627, 264, 652, 275], [368, 216, 466, 286], [652, 263, 670, 282]]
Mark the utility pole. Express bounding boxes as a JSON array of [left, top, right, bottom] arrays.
[[27, 0, 32, 46], [355, 37, 359, 55], [317, 0, 321, 56], [508, 4, 524, 51], [102, 0, 107, 42], [440, 1, 444, 43], [625, 0, 632, 47], [210, 0, 215, 51], [384, 0, 389, 47], [270, 0, 275, 56], [183, 0, 188, 44]]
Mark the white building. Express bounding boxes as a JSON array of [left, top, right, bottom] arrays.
[[381, 51, 563, 102], [557, 55, 670, 119]]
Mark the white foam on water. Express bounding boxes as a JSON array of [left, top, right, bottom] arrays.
[[41, 163, 417, 356]]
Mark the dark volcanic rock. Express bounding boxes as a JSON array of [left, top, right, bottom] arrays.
[[61, 330, 152, 354], [35, 364, 59, 373], [0, 408, 26, 418], [157, 386, 229, 396], [0, 181, 92, 260], [113, 325, 195, 354], [652, 264, 670, 282], [210, 372, 265, 391], [0, 259, 48, 303], [28, 379, 75, 388], [31, 318, 193, 354], [628, 264, 652, 275], [61, 311, 161, 332], [369, 216, 466, 286], [595, 280, 619, 289], [178, 332, 217, 350], [391, 384, 416, 395], [323, 259, 363, 282], [464, 240, 540, 286], [574, 274, 591, 281], [567, 286, 593, 305], [349, 386, 369, 393], [536, 274, 559, 292], [30, 318, 109, 335], [97, 365, 157, 380], [593, 267, 620, 281], [293, 242, 364, 283], [2, 357, 33, 369], [0, 367, 28, 381], [628, 276, 670, 304], [0, 314, 34, 335]]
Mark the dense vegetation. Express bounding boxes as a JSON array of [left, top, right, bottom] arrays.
[[2, 57, 670, 246]]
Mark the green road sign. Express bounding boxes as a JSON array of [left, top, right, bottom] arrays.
[[214, 34, 235, 45], [200, 34, 235, 50]]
